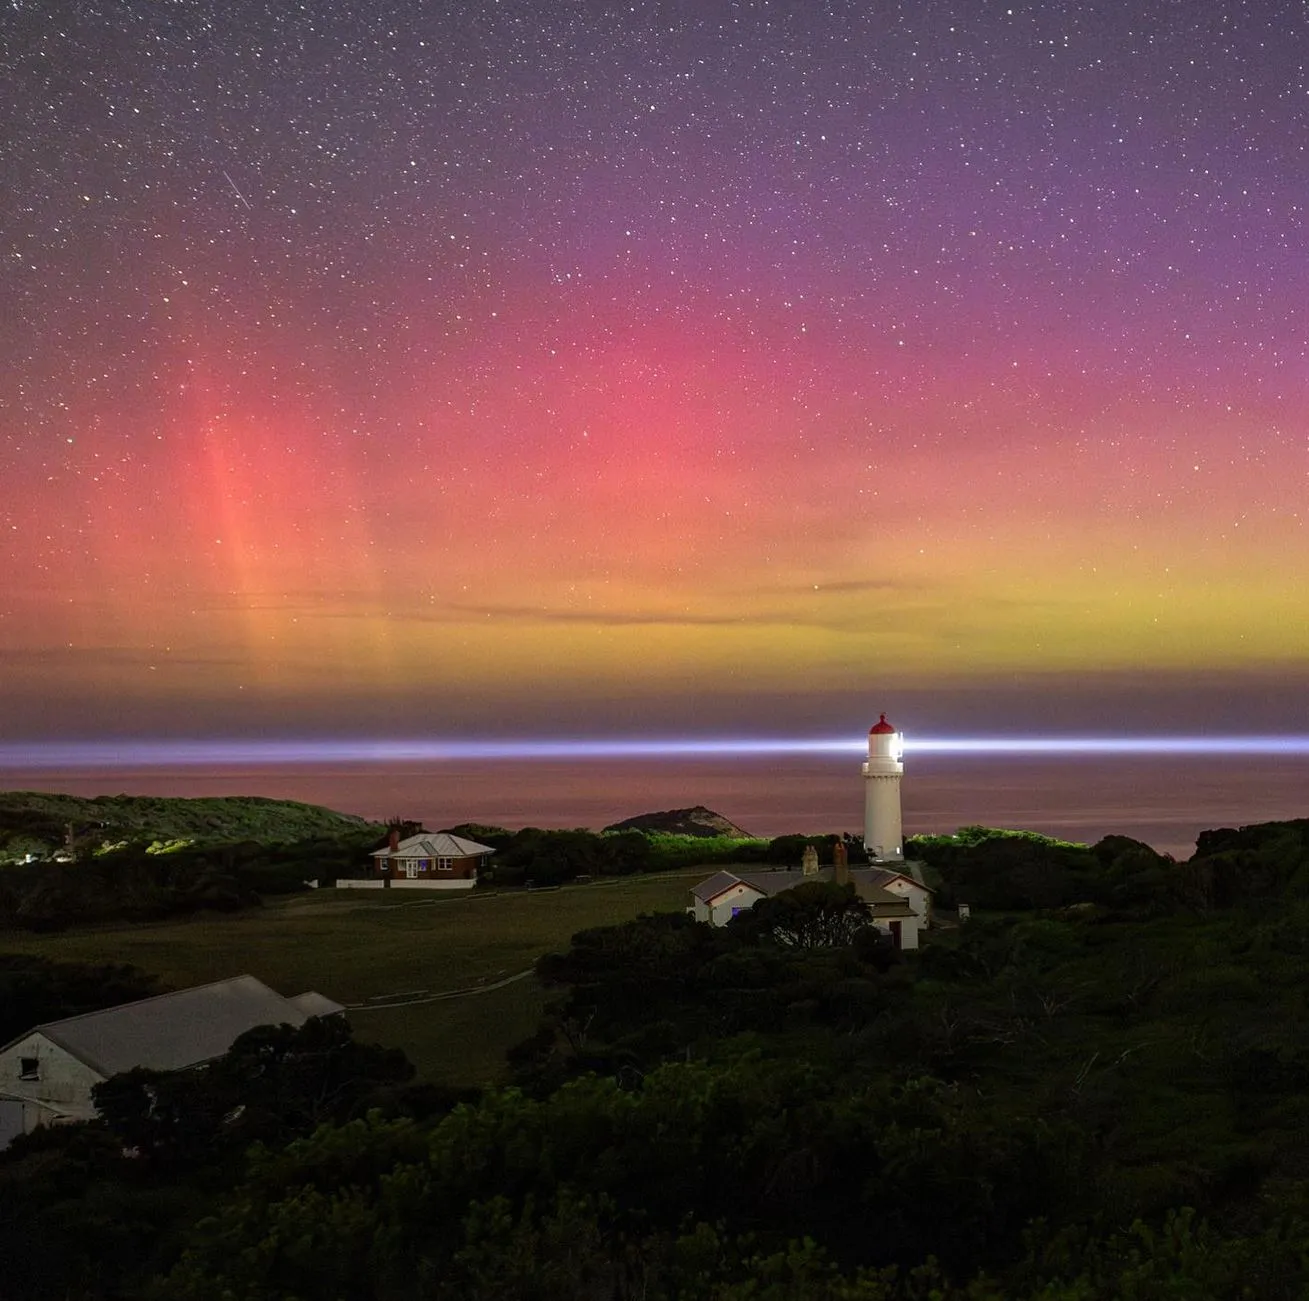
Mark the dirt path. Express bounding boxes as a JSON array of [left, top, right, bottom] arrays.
[[344, 966, 535, 1010]]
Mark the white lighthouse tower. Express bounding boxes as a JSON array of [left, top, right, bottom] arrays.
[[863, 712, 904, 862]]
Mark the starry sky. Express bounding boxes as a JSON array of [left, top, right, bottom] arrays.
[[3, 0, 1307, 743]]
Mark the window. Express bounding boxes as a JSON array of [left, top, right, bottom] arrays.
[[18, 1056, 39, 1081], [418, 859, 430, 872], [437, 857, 454, 871]]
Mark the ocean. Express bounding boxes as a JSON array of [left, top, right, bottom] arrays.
[[4, 755, 1306, 860]]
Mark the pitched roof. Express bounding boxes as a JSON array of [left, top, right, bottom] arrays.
[[690, 870, 752, 903], [865, 864, 934, 894], [371, 832, 495, 859], [287, 991, 347, 1019], [11, 975, 339, 1078], [693, 869, 914, 914]]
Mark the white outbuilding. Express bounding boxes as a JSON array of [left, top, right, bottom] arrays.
[[0, 974, 342, 1149], [689, 865, 931, 950]]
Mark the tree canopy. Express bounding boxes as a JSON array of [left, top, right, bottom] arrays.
[[6, 815, 1309, 1298], [726, 879, 875, 948]]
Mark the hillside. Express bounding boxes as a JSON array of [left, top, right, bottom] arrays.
[[603, 804, 754, 838], [0, 791, 380, 862]]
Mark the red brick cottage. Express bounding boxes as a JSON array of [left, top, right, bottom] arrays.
[[369, 831, 494, 890]]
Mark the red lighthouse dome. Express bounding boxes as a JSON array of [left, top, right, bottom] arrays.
[[870, 712, 896, 734]]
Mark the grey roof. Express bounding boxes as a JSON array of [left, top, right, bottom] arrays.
[[15, 975, 336, 1078], [371, 832, 495, 859], [693, 869, 914, 915], [690, 870, 747, 903], [865, 864, 934, 894], [287, 991, 346, 1019]]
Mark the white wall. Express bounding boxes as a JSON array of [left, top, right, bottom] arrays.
[[0, 1033, 104, 1125], [873, 915, 922, 950], [693, 885, 762, 926], [708, 884, 765, 927], [335, 879, 385, 889], [390, 878, 477, 890], [881, 876, 931, 920], [0, 1095, 76, 1149]]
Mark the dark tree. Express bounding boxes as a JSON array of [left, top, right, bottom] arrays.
[[729, 880, 874, 949], [0, 955, 165, 1042], [93, 1015, 415, 1165]]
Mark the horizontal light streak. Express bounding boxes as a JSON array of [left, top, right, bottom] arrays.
[[3, 735, 1309, 769]]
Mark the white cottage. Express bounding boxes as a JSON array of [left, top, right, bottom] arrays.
[[866, 863, 933, 926], [0, 974, 343, 1149], [690, 864, 933, 950]]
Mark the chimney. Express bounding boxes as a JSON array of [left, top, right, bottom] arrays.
[[388, 826, 401, 854], [834, 839, 849, 886]]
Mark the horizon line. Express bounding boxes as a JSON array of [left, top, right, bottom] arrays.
[[3, 734, 1309, 768]]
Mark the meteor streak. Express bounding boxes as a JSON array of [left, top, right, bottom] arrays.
[[2, 735, 1309, 769], [222, 169, 253, 210]]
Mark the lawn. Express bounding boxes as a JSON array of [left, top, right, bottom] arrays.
[[354, 974, 555, 1086], [0, 871, 709, 1086]]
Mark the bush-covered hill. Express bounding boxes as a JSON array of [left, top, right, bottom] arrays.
[[602, 805, 755, 838], [0, 791, 381, 863]]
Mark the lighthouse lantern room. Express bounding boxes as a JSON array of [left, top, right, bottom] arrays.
[[862, 712, 904, 862]]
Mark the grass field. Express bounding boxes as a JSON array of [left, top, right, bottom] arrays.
[[0, 872, 709, 1086]]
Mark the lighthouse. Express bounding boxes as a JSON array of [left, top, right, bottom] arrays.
[[863, 712, 904, 861]]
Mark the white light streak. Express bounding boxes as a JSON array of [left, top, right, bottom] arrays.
[[1, 735, 1309, 769]]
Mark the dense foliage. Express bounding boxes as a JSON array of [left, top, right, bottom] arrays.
[[0, 829, 386, 930], [0, 1016, 438, 1301], [6, 816, 1309, 1298], [0, 791, 380, 863], [153, 864, 1309, 1299], [909, 825, 1169, 913], [0, 790, 387, 928], [447, 823, 866, 886]]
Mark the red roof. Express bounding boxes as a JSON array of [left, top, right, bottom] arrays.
[[869, 712, 897, 734]]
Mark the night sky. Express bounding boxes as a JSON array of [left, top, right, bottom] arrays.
[[3, 0, 1307, 744]]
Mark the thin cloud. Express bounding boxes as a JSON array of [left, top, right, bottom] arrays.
[[0, 647, 245, 669]]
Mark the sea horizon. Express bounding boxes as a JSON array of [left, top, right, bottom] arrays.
[[2, 754, 1305, 862]]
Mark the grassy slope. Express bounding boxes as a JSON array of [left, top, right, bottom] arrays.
[[0, 790, 379, 853], [0, 871, 710, 1086]]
